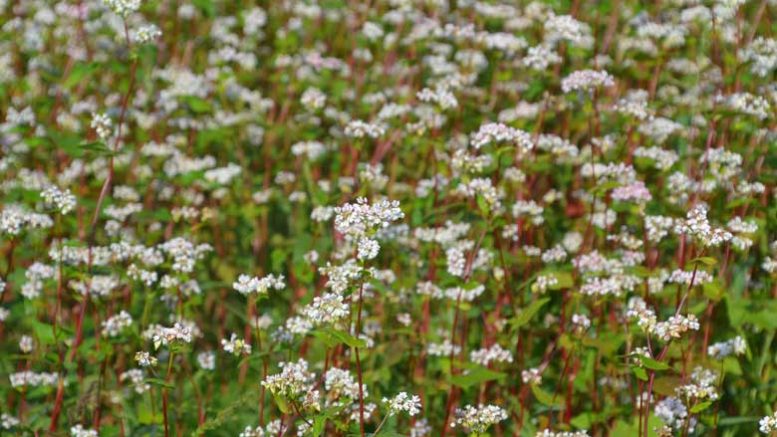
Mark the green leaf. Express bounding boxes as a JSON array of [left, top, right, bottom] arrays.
[[638, 355, 669, 371], [81, 140, 113, 155], [690, 400, 713, 414], [531, 384, 563, 407], [185, 96, 213, 113], [703, 282, 724, 301], [31, 320, 56, 346], [450, 366, 506, 389], [64, 62, 98, 89], [632, 366, 648, 381], [717, 417, 759, 426], [146, 378, 175, 389], [311, 414, 327, 436], [690, 257, 717, 266], [315, 328, 367, 349], [191, 0, 215, 17], [510, 298, 550, 330]]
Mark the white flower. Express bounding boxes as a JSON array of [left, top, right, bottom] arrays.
[[470, 344, 513, 366], [197, 351, 216, 370], [222, 333, 252, 355], [452, 404, 508, 433], [41, 186, 76, 214], [233, 273, 285, 295], [334, 197, 403, 239], [1, 413, 19, 429], [357, 238, 380, 260], [19, 335, 34, 353], [102, 0, 141, 17], [132, 24, 161, 43], [522, 367, 542, 384], [382, 392, 422, 416], [90, 112, 112, 141], [707, 336, 746, 359], [102, 311, 133, 337], [760, 411, 777, 434], [135, 351, 157, 367], [561, 69, 615, 93]]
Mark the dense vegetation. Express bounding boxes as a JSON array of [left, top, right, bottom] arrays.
[[0, 0, 776, 436]]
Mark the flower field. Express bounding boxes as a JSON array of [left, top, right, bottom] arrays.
[[0, 0, 776, 436]]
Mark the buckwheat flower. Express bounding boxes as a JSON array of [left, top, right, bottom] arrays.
[[410, 419, 432, 437], [302, 292, 349, 326], [1, 413, 19, 430], [348, 402, 377, 422], [102, 0, 141, 17], [132, 24, 161, 43], [456, 178, 503, 209], [708, 336, 746, 359], [674, 204, 732, 247], [763, 257, 777, 274], [357, 238, 380, 260], [634, 146, 678, 170], [544, 14, 590, 45], [512, 200, 545, 225], [300, 87, 326, 110], [561, 70, 615, 93], [470, 122, 533, 152], [523, 45, 562, 70], [344, 120, 385, 139], [655, 397, 694, 432], [522, 367, 542, 384], [359, 163, 389, 190], [653, 314, 700, 341], [675, 367, 719, 401], [149, 322, 194, 349], [197, 351, 216, 370], [536, 430, 591, 437], [723, 92, 771, 119], [70, 424, 98, 437], [427, 339, 461, 357], [470, 344, 513, 366], [334, 197, 404, 239], [222, 333, 252, 355], [571, 314, 591, 331], [324, 367, 363, 400], [383, 392, 422, 416], [134, 351, 157, 367], [311, 206, 334, 222], [238, 425, 264, 437], [102, 311, 133, 337], [417, 86, 458, 109], [90, 112, 112, 141], [19, 335, 34, 353], [41, 185, 76, 214], [262, 359, 317, 403], [452, 404, 508, 433], [739, 37, 777, 77], [396, 313, 412, 326], [119, 369, 149, 395], [0, 307, 8, 322], [562, 232, 584, 253], [645, 215, 675, 243], [291, 140, 327, 160], [232, 273, 286, 295], [611, 181, 652, 203], [10, 371, 59, 388], [760, 411, 777, 434], [303, 250, 319, 264], [531, 275, 558, 293], [541, 245, 567, 263]]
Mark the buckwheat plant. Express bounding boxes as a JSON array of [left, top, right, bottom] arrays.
[[0, 0, 775, 436]]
